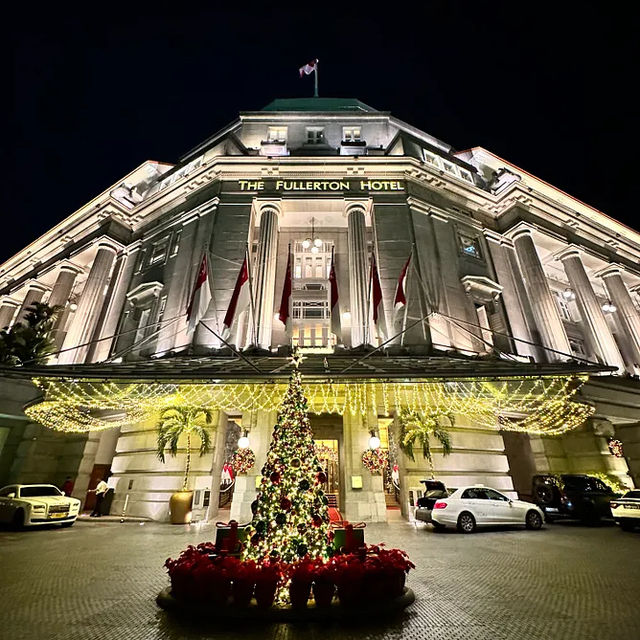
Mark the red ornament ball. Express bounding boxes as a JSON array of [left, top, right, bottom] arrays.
[[312, 514, 323, 528], [316, 471, 327, 484], [280, 496, 292, 511], [270, 471, 281, 484]]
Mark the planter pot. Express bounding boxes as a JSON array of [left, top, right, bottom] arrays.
[[209, 575, 232, 606], [312, 580, 335, 607], [169, 491, 193, 524], [232, 578, 255, 607], [289, 579, 311, 609], [337, 580, 363, 607], [362, 573, 387, 601], [387, 571, 406, 598], [255, 579, 278, 609]]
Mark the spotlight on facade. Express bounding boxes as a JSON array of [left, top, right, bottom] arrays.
[[602, 301, 617, 313], [237, 431, 250, 449], [369, 432, 381, 450], [302, 238, 311, 249], [342, 311, 351, 321], [562, 288, 576, 301], [69, 302, 78, 311]]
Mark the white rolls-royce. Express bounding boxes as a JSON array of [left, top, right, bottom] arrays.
[[0, 484, 81, 528]]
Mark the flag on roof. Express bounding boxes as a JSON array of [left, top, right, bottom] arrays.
[[299, 58, 318, 77]]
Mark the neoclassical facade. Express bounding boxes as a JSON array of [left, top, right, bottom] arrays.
[[1, 97, 639, 522]]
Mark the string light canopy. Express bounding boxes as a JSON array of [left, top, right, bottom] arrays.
[[24, 374, 594, 436]]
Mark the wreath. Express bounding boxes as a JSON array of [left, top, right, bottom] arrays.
[[362, 448, 389, 474], [231, 448, 255, 474], [607, 438, 624, 458]]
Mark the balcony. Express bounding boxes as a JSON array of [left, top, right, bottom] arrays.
[[260, 140, 289, 156], [339, 139, 367, 156]]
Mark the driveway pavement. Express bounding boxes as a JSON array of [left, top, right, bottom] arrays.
[[0, 516, 638, 640]]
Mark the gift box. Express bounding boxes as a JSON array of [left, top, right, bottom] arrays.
[[331, 521, 365, 552], [214, 520, 249, 555]]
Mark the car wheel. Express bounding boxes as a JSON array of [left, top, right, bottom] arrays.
[[457, 511, 476, 533], [534, 484, 555, 506], [12, 509, 24, 530], [620, 519, 635, 532], [525, 510, 543, 530]]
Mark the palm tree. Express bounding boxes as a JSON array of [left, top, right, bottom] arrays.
[[156, 406, 213, 491], [399, 409, 453, 477]]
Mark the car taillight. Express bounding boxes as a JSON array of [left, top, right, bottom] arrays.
[[433, 501, 447, 509], [610, 502, 619, 509]]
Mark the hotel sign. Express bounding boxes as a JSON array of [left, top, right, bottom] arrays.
[[238, 179, 404, 192]]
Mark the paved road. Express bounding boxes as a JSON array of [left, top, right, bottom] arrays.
[[0, 517, 638, 640]]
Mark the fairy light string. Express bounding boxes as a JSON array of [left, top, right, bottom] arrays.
[[24, 374, 594, 436]]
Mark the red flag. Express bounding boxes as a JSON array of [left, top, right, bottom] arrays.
[[223, 256, 250, 335], [370, 253, 387, 341], [186, 254, 212, 333], [329, 250, 342, 341], [299, 58, 318, 77], [394, 254, 411, 311], [278, 251, 292, 333]]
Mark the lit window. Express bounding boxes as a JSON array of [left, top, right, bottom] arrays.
[[458, 168, 474, 183], [267, 126, 287, 142], [306, 128, 324, 144], [294, 259, 302, 279], [423, 150, 442, 168], [343, 126, 361, 141], [443, 160, 456, 174], [292, 301, 329, 319], [459, 234, 482, 259]]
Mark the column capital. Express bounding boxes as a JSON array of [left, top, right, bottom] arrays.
[[22, 280, 50, 294], [0, 296, 20, 308], [506, 222, 536, 242], [594, 264, 623, 279], [554, 245, 583, 262], [95, 241, 119, 254], [343, 199, 372, 226], [482, 229, 513, 247]]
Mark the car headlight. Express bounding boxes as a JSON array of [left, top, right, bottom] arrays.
[[32, 504, 45, 511]]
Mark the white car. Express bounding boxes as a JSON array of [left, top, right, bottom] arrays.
[[610, 490, 640, 531], [0, 484, 81, 528], [431, 485, 545, 533]]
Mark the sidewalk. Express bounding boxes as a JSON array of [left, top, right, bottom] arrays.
[[77, 513, 152, 523]]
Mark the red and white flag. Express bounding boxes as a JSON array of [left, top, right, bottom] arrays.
[[394, 254, 412, 313], [329, 251, 341, 341], [370, 253, 387, 342], [222, 256, 251, 337], [299, 58, 318, 77], [278, 251, 293, 334], [186, 254, 212, 333]]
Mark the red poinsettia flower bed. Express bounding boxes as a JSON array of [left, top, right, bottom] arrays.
[[164, 542, 414, 609]]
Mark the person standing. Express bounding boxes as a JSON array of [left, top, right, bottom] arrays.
[[90, 476, 109, 517], [61, 476, 74, 497]]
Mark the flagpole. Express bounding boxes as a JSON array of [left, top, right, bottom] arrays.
[[314, 61, 319, 98], [401, 246, 413, 347], [365, 253, 373, 346], [245, 243, 258, 347]]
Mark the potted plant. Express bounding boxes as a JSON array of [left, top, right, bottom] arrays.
[[332, 553, 365, 607], [231, 558, 256, 607], [311, 560, 335, 607], [288, 557, 315, 609], [254, 561, 281, 609], [156, 405, 213, 524]]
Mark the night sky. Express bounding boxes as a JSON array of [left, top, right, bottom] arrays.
[[5, 3, 638, 264]]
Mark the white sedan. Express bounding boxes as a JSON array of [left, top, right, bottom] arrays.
[[0, 484, 81, 528], [610, 490, 640, 531], [431, 485, 545, 533]]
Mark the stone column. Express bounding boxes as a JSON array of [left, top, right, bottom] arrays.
[[88, 247, 139, 362], [556, 248, 625, 370], [253, 204, 279, 349], [0, 298, 19, 329], [346, 202, 369, 347], [597, 266, 640, 369], [48, 265, 82, 349], [59, 243, 118, 364], [15, 282, 48, 324], [512, 228, 571, 360]]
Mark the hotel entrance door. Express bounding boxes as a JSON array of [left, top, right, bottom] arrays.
[[314, 439, 339, 509]]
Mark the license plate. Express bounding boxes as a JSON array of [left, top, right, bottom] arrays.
[[625, 504, 640, 510], [545, 507, 559, 513], [50, 512, 68, 519]]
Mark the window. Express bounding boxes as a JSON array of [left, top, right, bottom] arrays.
[[267, 126, 287, 142], [306, 127, 324, 144], [343, 126, 361, 141], [423, 150, 474, 183], [19, 486, 62, 497], [149, 237, 170, 265], [462, 488, 488, 499], [569, 338, 586, 358], [458, 168, 474, 183], [134, 308, 151, 345], [134, 249, 146, 274], [485, 489, 509, 501], [292, 301, 329, 319], [459, 234, 482, 259], [555, 291, 573, 322], [157, 295, 167, 328], [0, 486, 16, 497]]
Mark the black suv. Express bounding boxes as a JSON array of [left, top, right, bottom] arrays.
[[532, 474, 618, 523]]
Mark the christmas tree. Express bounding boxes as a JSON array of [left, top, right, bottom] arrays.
[[244, 349, 330, 563]]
